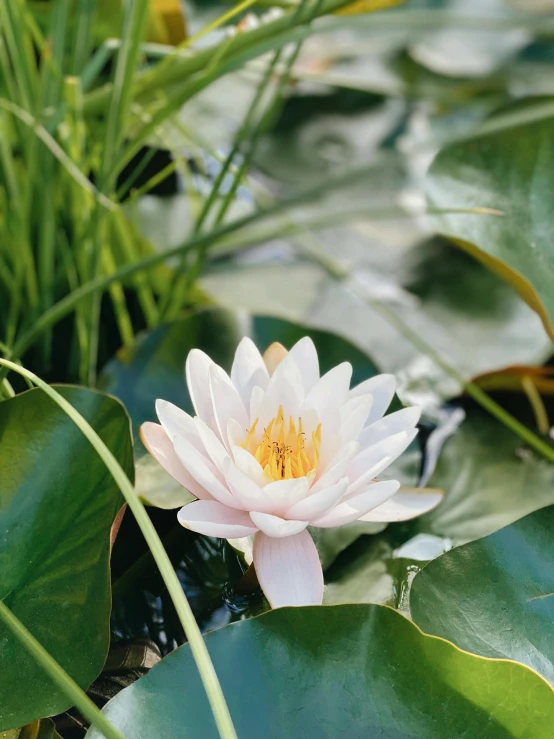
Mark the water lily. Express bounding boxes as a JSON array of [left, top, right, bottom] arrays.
[[140, 337, 441, 608]]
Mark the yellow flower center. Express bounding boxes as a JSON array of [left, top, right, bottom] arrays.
[[242, 405, 321, 482]]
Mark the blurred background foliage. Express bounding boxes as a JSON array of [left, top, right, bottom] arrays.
[[1, 0, 554, 733]]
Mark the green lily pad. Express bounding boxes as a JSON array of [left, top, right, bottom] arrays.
[[87, 604, 554, 739], [0, 387, 133, 730], [414, 407, 554, 542], [426, 114, 554, 340], [411, 505, 554, 685]]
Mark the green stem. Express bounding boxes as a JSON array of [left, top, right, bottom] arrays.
[[0, 601, 126, 739], [0, 360, 238, 739]]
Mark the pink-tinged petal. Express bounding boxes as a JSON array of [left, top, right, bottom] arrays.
[[209, 365, 249, 447], [253, 530, 324, 607], [232, 446, 267, 487], [263, 342, 288, 375], [222, 457, 274, 513], [173, 435, 238, 509], [358, 407, 421, 450], [230, 337, 269, 405], [262, 477, 310, 516], [311, 441, 359, 493], [194, 417, 230, 474], [312, 480, 400, 528], [249, 512, 308, 538], [303, 363, 352, 422], [339, 394, 373, 445], [348, 429, 417, 488], [178, 500, 258, 538], [140, 422, 212, 501], [359, 486, 443, 522], [288, 337, 319, 392], [286, 478, 348, 521], [185, 349, 217, 432], [155, 400, 205, 453], [350, 374, 396, 426]]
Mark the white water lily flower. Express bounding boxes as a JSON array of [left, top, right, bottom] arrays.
[[140, 337, 441, 608]]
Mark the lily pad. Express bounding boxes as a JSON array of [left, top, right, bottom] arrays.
[[426, 114, 554, 340], [87, 604, 554, 738], [413, 406, 554, 542], [0, 387, 133, 730], [411, 505, 554, 685]]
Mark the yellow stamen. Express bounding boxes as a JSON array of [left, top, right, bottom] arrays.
[[241, 411, 321, 482]]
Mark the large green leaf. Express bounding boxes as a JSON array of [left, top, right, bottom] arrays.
[[426, 114, 554, 339], [0, 387, 133, 730], [411, 505, 554, 685], [414, 407, 554, 542], [87, 604, 554, 739]]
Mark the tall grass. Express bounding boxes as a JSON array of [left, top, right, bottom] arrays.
[[0, 0, 351, 387]]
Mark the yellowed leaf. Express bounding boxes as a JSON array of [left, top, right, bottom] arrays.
[[148, 0, 187, 45], [336, 0, 403, 17]]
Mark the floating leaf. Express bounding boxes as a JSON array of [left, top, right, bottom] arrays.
[[414, 407, 554, 542], [87, 604, 554, 738], [0, 388, 133, 730], [426, 115, 554, 340], [411, 505, 554, 685]]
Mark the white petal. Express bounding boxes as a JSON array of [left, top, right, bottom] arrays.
[[227, 417, 245, 450], [155, 400, 204, 453], [288, 337, 319, 392], [303, 363, 352, 423], [140, 422, 212, 501], [339, 394, 374, 445], [348, 429, 417, 491], [286, 478, 348, 521], [209, 364, 249, 447], [232, 446, 267, 487], [358, 407, 421, 450], [173, 435, 238, 508], [359, 487, 443, 522], [311, 440, 359, 493], [194, 417, 230, 474], [178, 500, 258, 538], [230, 337, 269, 405], [222, 457, 274, 512], [249, 511, 308, 538], [262, 477, 310, 516], [350, 374, 396, 426], [185, 349, 217, 432], [249, 385, 265, 425], [312, 480, 400, 528], [253, 530, 324, 607], [257, 355, 304, 427]]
